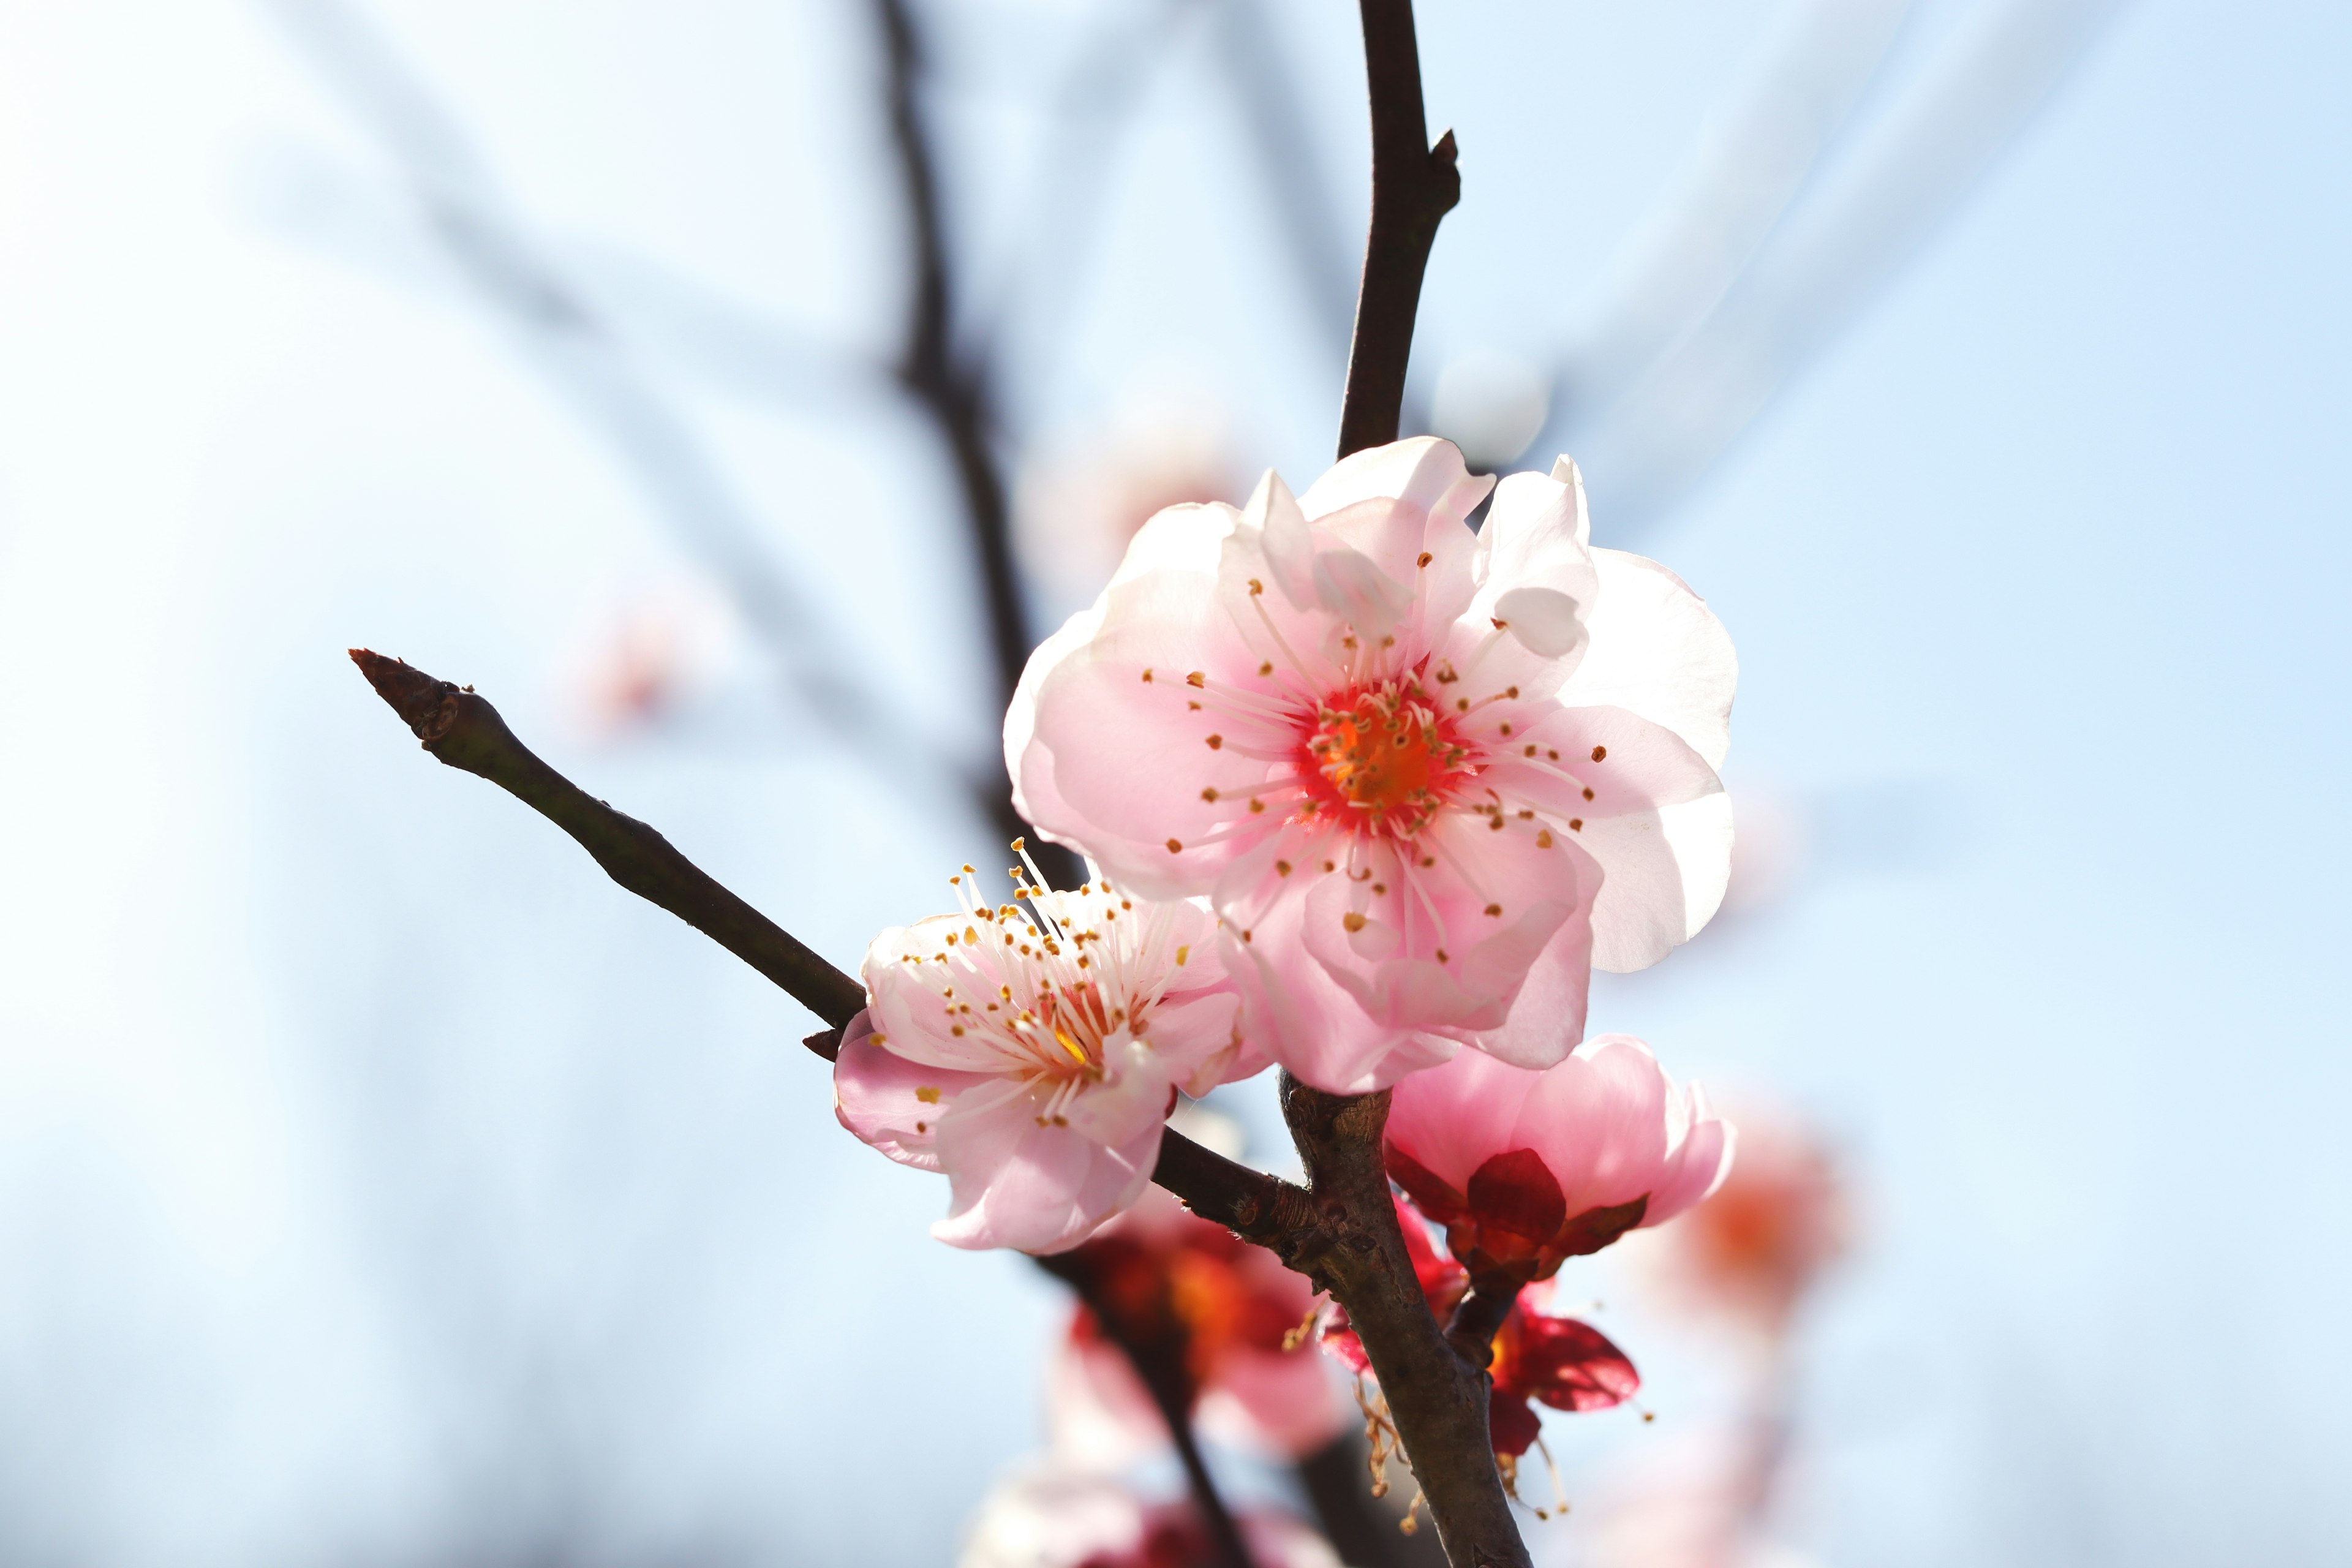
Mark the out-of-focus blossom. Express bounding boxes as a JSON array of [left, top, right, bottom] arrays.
[[835, 860, 1249, 1254], [960, 1461, 1343, 1568], [562, 573, 741, 739], [1016, 398, 1245, 606], [1323, 1198, 1639, 1458], [1048, 1189, 1344, 1465], [1009, 438, 1736, 1092], [1385, 1038, 1734, 1286], [1646, 1104, 1848, 1335]]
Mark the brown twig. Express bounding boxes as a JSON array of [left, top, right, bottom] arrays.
[[348, 649, 866, 1028], [1335, 0, 1460, 459], [349, 649, 1280, 1213], [1442, 1283, 1520, 1371]]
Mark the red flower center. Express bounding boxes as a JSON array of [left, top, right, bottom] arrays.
[[1297, 680, 1476, 838]]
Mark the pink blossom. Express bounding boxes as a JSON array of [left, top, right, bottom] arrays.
[[960, 1462, 1342, 1568], [834, 859, 1250, 1254], [1046, 1189, 1343, 1466], [1007, 437, 1735, 1091], [1384, 1036, 1735, 1285]]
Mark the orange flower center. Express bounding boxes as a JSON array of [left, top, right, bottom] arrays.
[[1299, 682, 1474, 837]]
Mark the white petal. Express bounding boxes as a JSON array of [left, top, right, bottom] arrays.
[[1564, 548, 1737, 771], [1245, 469, 1319, 609], [1585, 789, 1735, 972], [1493, 584, 1588, 660], [1547, 455, 1593, 547], [1311, 546, 1415, 639]]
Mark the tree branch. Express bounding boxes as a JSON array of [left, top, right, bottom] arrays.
[[1278, 1077, 1528, 1568], [1442, 1283, 1518, 1371], [870, 0, 1082, 887], [1311, 6, 1528, 1564], [350, 650, 1290, 1219], [1335, 0, 1460, 459], [349, 649, 867, 1027]]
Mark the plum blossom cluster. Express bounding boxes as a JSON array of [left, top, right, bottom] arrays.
[[835, 437, 1740, 1261]]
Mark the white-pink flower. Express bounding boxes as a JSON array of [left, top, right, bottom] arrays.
[[1384, 1036, 1736, 1285], [834, 858, 1249, 1254], [1007, 437, 1736, 1091]]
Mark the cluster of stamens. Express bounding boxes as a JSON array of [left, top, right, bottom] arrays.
[[1299, 680, 1476, 840], [895, 843, 1192, 1129]]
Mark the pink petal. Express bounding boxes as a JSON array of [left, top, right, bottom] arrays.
[[1514, 1036, 1670, 1215], [930, 1094, 1161, 1254], [1384, 1048, 1536, 1195], [1196, 1344, 1346, 1460], [1466, 909, 1595, 1071], [1641, 1092, 1737, 1226], [831, 1011, 997, 1172], [1577, 791, 1735, 973], [1295, 435, 1492, 538], [1561, 548, 1738, 771]]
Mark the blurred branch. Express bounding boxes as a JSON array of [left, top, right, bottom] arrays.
[[870, 0, 1080, 883], [1033, 1249, 1257, 1568], [1336, 0, 1458, 458], [1551, 0, 1914, 428], [1546, 0, 2123, 531], [265, 0, 951, 780], [1211, 1, 1359, 368], [1296, 1433, 1449, 1568]]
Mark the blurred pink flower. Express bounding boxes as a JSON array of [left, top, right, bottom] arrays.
[[1649, 1105, 1849, 1335], [1384, 1036, 1735, 1286], [961, 1461, 1341, 1568], [1008, 437, 1735, 1092], [835, 862, 1250, 1254], [1323, 1196, 1639, 1457], [1047, 1189, 1344, 1466]]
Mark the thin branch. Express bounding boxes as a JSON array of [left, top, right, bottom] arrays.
[[350, 651, 1283, 1214], [1442, 1283, 1518, 1371], [349, 650, 866, 1027], [1335, 0, 1460, 459]]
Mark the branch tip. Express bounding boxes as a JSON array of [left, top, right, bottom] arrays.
[[349, 647, 458, 739]]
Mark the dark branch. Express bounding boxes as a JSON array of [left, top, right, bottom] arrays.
[[1442, 1283, 1519, 1371], [1280, 1077, 1528, 1568], [352, 649, 1284, 1217], [349, 649, 866, 1028], [871, 0, 1080, 887], [1335, 0, 1458, 459]]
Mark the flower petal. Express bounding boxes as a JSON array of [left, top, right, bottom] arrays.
[[931, 1096, 1161, 1254], [1561, 547, 1737, 771], [832, 1011, 997, 1172]]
